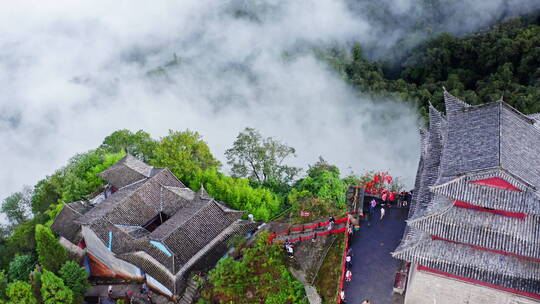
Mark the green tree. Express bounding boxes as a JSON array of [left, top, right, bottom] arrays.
[[31, 179, 60, 217], [101, 129, 156, 161], [59, 261, 90, 304], [1, 187, 32, 227], [293, 158, 347, 207], [1, 220, 38, 269], [35, 225, 68, 273], [201, 232, 306, 303], [0, 271, 8, 302], [40, 270, 73, 304], [8, 255, 35, 282], [151, 130, 220, 184], [225, 127, 300, 188], [29, 270, 42, 304], [6, 280, 37, 304]]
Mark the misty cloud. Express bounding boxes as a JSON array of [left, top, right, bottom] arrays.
[[1, 0, 538, 202]]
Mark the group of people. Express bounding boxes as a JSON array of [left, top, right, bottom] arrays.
[[105, 282, 154, 304], [364, 190, 412, 225]]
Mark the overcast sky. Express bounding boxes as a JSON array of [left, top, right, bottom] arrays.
[[2, 0, 538, 204]]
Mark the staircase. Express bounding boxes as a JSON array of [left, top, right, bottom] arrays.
[[271, 218, 348, 243], [178, 274, 201, 304]]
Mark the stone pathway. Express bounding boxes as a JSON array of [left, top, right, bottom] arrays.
[[344, 205, 409, 304], [289, 267, 322, 304]]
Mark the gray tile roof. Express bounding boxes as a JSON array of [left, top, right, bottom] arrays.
[[52, 156, 253, 296], [99, 154, 156, 189], [51, 201, 92, 244], [394, 90, 540, 294], [393, 236, 540, 294], [408, 196, 540, 259]]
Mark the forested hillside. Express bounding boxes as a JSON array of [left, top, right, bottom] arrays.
[[0, 128, 354, 303], [324, 14, 540, 118]]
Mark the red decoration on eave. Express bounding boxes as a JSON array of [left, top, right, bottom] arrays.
[[454, 200, 527, 219], [470, 177, 521, 192], [417, 265, 540, 300]]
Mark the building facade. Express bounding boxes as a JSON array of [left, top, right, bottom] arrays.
[[393, 91, 540, 304], [51, 155, 258, 297]]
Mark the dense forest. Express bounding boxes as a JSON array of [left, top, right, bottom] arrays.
[[2, 11, 540, 304], [323, 14, 540, 118]]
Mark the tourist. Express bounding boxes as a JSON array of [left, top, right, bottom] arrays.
[[140, 282, 148, 294], [340, 289, 346, 302], [345, 270, 352, 282], [380, 206, 386, 220], [370, 199, 377, 209], [346, 255, 352, 268], [147, 291, 154, 304], [328, 216, 336, 231], [286, 244, 294, 258], [107, 285, 113, 298], [361, 300, 370, 304], [126, 290, 134, 303]]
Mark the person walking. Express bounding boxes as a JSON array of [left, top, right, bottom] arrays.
[[147, 291, 154, 304], [340, 289, 346, 302], [361, 300, 371, 304], [328, 216, 336, 231], [346, 255, 352, 268], [380, 206, 386, 220], [345, 270, 352, 282]]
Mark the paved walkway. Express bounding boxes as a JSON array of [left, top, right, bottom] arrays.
[[344, 205, 409, 304]]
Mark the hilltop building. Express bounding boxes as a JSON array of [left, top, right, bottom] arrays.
[[51, 155, 258, 297], [393, 91, 540, 303]]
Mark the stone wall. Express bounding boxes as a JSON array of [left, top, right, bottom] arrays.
[[405, 263, 540, 304]]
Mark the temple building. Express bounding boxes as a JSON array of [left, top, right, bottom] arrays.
[[51, 155, 258, 298], [393, 91, 540, 303]]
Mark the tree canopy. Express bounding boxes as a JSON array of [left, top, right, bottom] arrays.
[[151, 130, 221, 184], [35, 225, 68, 273], [7, 255, 35, 282], [40, 270, 73, 304], [59, 261, 90, 304], [6, 280, 37, 304], [1, 187, 32, 228], [199, 232, 307, 304], [323, 16, 540, 120], [226, 127, 300, 192]]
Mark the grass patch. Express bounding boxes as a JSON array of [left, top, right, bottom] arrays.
[[314, 233, 345, 304]]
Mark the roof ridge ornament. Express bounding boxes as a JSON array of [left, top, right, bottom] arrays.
[[428, 101, 446, 126], [442, 87, 470, 115], [197, 184, 210, 199]]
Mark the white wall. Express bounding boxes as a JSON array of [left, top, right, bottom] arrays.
[[405, 264, 540, 304], [81, 225, 142, 279], [147, 274, 173, 297]]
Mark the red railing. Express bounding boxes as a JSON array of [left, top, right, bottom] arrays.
[[337, 216, 351, 303], [268, 216, 349, 243]]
